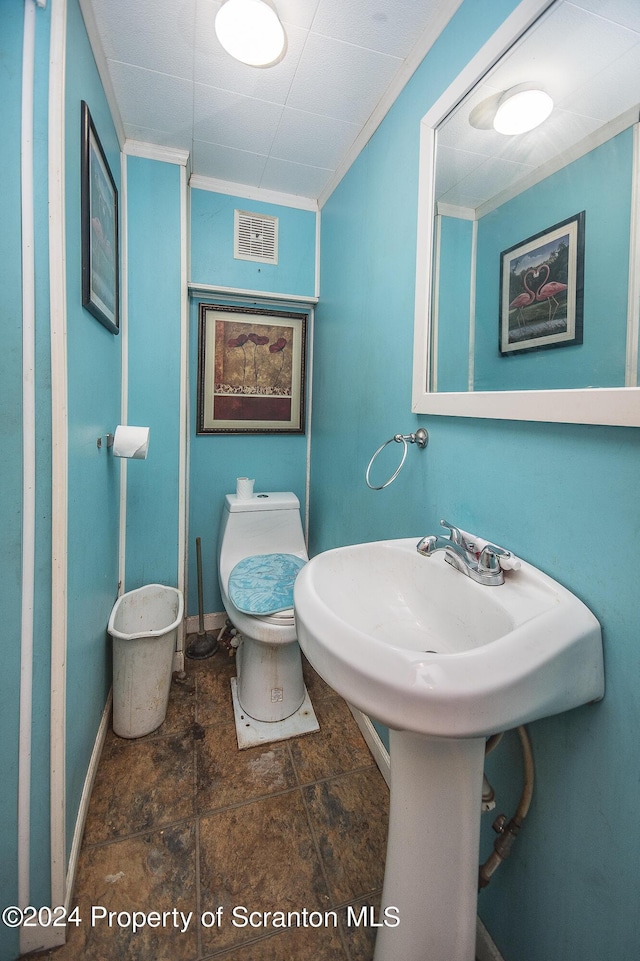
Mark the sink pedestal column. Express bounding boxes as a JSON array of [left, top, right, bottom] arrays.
[[373, 730, 486, 961]]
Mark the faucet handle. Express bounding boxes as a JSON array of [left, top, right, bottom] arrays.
[[439, 519, 464, 546], [478, 544, 521, 574]]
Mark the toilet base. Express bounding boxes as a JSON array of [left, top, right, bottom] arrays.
[[231, 677, 319, 749], [236, 634, 306, 722]]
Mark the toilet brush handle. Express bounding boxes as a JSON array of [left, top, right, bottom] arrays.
[[196, 537, 205, 635]]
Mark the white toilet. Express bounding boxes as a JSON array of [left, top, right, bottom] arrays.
[[218, 491, 310, 723]]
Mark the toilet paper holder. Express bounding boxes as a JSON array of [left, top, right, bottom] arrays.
[[97, 427, 150, 458]]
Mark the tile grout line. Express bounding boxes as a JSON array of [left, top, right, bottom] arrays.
[[286, 739, 353, 961], [194, 722, 203, 961]]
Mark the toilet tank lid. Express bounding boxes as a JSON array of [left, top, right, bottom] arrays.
[[225, 491, 300, 513]]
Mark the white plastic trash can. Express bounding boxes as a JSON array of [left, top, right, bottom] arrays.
[[108, 584, 184, 738]]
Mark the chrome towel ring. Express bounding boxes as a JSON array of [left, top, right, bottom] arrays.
[[365, 428, 429, 490]]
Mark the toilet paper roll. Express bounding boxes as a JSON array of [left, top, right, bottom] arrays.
[[112, 425, 150, 460], [236, 477, 255, 499]]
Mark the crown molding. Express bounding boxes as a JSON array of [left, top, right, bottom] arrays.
[[124, 140, 190, 166], [189, 174, 318, 212]]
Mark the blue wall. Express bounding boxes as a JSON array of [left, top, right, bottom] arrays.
[[313, 1, 640, 959], [190, 189, 316, 296], [188, 188, 316, 615], [0, 7, 27, 958], [64, 0, 122, 862], [125, 157, 183, 590]]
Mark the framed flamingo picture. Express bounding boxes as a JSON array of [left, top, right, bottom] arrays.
[[197, 304, 307, 434], [499, 211, 585, 355], [81, 101, 119, 334]]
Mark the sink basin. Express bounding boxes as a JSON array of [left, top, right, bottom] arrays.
[[294, 537, 604, 739], [294, 536, 604, 961]]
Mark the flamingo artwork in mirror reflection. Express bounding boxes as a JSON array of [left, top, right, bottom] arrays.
[[508, 268, 537, 326], [533, 262, 568, 322]]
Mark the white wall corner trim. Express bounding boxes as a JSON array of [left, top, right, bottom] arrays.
[[189, 174, 318, 212], [18, 0, 37, 931], [625, 122, 640, 387], [430, 213, 442, 392], [314, 209, 321, 300], [468, 219, 478, 392], [46, 0, 69, 945], [177, 163, 189, 666], [118, 152, 129, 593]]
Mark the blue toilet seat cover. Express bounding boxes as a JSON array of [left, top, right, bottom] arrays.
[[228, 553, 306, 615]]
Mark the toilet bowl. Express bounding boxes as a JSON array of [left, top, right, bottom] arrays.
[[218, 491, 308, 722]]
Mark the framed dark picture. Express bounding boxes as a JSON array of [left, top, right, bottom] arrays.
[[81, 101, 119, 334], [499, 211, 585, 355], [197, 304, 307, 434]]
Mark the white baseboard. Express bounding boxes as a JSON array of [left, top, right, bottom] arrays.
[[476, 916, 505, 961], [347, 703, 390, 788], [66, 689, 112, 902], [19, 690, 113, 955], [347, 705, 504, 961]]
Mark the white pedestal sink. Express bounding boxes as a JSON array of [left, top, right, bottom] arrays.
[[293, 537, 604, 961]]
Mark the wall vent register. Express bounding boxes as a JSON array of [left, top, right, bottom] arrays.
[[234, 209, 279, 264]]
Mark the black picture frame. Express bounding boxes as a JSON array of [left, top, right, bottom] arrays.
[[197, 304, 307, 434], [499, 211, 585, 355], [81, 101, 119, 334]]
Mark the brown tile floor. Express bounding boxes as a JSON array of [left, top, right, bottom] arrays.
[[42, 652, 390, 961]]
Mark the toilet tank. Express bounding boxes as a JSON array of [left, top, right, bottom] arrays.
[[218, 492, 308, 584]]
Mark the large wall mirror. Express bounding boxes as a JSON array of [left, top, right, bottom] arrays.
[[412, 0, 640, 425]]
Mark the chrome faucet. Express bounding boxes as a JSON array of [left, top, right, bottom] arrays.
[[417, 520, 513, 586]]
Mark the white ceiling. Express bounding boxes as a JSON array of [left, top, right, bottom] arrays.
[[436, 0, 640, 214], [85, 0, 463, 204]]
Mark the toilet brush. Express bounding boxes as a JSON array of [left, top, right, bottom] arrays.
[[186, 537, 219, 660]]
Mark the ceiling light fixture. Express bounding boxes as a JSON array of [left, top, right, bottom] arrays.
[[493, 83, 553, 135], [215, 0, 286, 67]]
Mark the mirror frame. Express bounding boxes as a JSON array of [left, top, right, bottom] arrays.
[[411, 0, 640, 427]]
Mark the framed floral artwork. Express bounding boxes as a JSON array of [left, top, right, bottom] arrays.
[[197, 304, 307, 434]]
